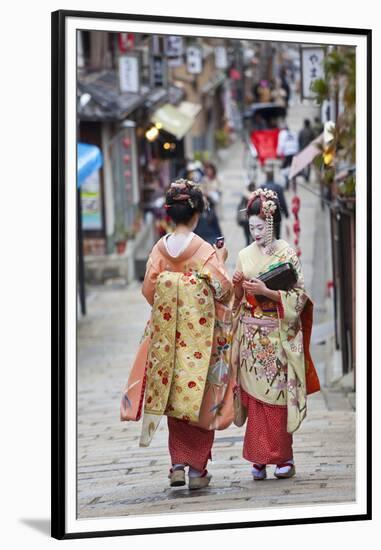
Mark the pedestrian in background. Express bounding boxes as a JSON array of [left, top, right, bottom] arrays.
[[271, 77, 287, 106], [280, 68, 290, 110], [277, 125, 299, 190], [298, 119, 315, 182], [203, 161, 223, 219], [312, 116, 324, 139], [185, 160, 205, 183], [257, 80, 272, 103], [194, 191, 223, 245]]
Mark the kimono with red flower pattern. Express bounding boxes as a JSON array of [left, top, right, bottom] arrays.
[[125, 234, 234, 462]]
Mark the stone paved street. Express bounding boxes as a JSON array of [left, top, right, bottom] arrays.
[[77, 101, 355, 519]]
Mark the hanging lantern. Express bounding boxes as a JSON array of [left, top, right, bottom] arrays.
[[323, 145, 335, 167], [291, 193, 301, 258], [145, 126, 159, 142]]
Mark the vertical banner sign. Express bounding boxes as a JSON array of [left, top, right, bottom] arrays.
[[151, 35, 162, 55], [81, 171, 103, 230], [215, 46, 228, 69], [165, 36, 184, 67], [118, 54, 140, 93], [150, 35, 168, 88], [118, 33, 135, 53], [151, 55, 168, 88], [186, 46, 203, 74], [110, 122, 140, 231], [301, 47, 325, 99]]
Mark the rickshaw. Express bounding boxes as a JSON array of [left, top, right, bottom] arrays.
[[243, 103, 287, 182]]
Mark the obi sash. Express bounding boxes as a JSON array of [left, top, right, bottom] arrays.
[[140, 271, 215, 446]]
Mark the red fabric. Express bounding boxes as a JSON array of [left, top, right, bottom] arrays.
[[301, 300, 321, 395], [250, 129, 280, 165], [241, 389, 293, 465], [167, 416, 215, 471]]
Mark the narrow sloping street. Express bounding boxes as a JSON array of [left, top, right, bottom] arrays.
[[77, 102, 355, 519]]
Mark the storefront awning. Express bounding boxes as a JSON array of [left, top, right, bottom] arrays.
[[289, 134, 324, 179], [77, 143, 103, 188], [77, 70, 150, 121], [151, 101, 201, 140]]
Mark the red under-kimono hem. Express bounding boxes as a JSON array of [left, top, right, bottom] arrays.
[[241, 388, 293, 465], [167, 416, 214, 471]]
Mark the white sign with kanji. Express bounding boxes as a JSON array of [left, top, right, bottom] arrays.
[[186, 46, 203, 74], [301, 47, 325, 99], [165, 36, 184, 57], [118, 55, 140, 93], [215, 46, 228, 69]]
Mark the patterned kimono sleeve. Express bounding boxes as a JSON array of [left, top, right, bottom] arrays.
[[141, 254, 161, 306], [201, 252, 233, 304], [277, 246, 312, 434], [232, 254, 244, 312], [277, 246, 308, 328]]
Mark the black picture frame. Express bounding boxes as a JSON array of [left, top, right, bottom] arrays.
[[51, 9, 372, 540]]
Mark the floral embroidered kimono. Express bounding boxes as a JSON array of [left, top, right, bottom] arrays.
[[232, 239, 320, 465], [126, 234, 233, 471]]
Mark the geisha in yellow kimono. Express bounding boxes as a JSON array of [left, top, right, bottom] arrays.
[[122, 180, 233, 490], [232, 188, 320, 481]]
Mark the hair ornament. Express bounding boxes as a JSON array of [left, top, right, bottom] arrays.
[[164, 178, 202, 211], [246, 187, 279, 213], [168, 178, 200, 202], [262, 199, 277, 217]]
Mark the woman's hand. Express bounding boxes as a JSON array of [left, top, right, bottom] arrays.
[[213, 244, 228, 263], [232, 270, 244, 287], [242, 278, 281, 302], [242, 278, 268, 296]]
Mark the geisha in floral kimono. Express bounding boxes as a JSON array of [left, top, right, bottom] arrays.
[[121, 179, 233, 490], [231, 188, 320, 481]]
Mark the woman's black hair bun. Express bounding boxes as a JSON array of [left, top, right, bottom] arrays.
[[164, 179, 205, 224]]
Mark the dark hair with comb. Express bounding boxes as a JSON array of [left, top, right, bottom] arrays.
[[165, 179, 205, 225]]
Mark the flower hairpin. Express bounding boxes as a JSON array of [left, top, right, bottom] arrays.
[[245, 188, 278, 214], [170, 178, 201, 191], [166, 178, 200, 210], [261, 199, 277, 217], [250, 187, 278, 202]]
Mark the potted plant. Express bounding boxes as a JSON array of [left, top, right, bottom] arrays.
[[215, 127, 231, 162], [215, 127, 230, 149], [114, 221, 128, 255]]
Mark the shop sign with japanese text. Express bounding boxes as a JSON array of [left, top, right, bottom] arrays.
[[300, 47, 325, 99]]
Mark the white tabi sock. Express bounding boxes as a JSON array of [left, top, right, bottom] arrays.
[[172, 463, 185, 471], [275, 459, 294, 474], [188, 467, 204, 478]]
